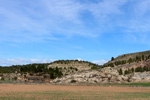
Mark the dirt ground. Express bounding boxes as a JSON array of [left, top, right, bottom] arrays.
[[1, 84, 150, 93], [0, 84, 150, 100]]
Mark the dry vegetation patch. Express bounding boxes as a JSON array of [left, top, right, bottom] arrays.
[[0, 84, 150, 100]]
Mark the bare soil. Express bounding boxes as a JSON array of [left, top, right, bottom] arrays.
[[0, 84, 150, 93], [0, 84, 150, 100]]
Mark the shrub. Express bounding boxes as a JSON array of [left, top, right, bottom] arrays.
[[91, 65, 99, 69], [111, 57, 114, 61], [118, 69, 123, 75], [70, 80, 76, 83], [13, 76, 17, 80]]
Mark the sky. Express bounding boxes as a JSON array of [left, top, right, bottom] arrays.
[[0, 0, 150, 66]]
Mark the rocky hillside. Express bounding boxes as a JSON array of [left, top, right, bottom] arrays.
[[51, 67, 128, 84], [0, 60, 101, 82], [48, 60, 101, 75], [51, 50, 150, 84], [1, 51, 150, 83], [103, 50, 150, 71], [110, 50, 150, 62], [51, 67, 150, 84]]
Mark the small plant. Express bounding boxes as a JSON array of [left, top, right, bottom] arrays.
[[111, 57, 114, 61], [1, 77, 4, 81], [13, 76, 17, 80], [75, 68, 78, 71], [70, 79, 76, 83], [91, 66, 99, 70], [118, 68, 123, 75]]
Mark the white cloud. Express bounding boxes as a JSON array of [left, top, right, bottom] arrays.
[[76, 58, 83, 61], [0, 58, 109, 66], [0, 0, 129, 43], [92, 59, 108, 65], [0, 0, 88, 43], [42, 0, 83, 22], [89, 0, 127, 16], [0, 59, 54, 66], [0, 0, 150, 45]]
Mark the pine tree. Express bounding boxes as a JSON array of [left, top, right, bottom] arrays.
[[111, 57, 114, 61], [131, 67, 134, 72], [118, 69, 123, 75]]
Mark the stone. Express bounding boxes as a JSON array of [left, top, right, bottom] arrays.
[[116, 76, 122, 81]]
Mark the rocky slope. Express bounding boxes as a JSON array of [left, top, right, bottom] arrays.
[[104, 50, 150, 71], [51, 67, 150, 84], [51, 67, 129, 84], [51, 50, 150, 84], [0, 60, 101, 82], [1, 51, 150, 84], [108, 50, 150, 63], [48, 60, 101, 75]]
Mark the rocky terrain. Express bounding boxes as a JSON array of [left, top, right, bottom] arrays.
[[51, 50, 150, 84], [51, 67, 129, 84], [51, 68, 150, 84], [0, 60, 100, 83], [104, 50, 150, 68], [0, 50, 150, 84], [48, 60, 100, 75]]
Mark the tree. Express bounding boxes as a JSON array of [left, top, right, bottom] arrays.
[[131, 67, 134, 72], [111, 57, 114, 61], [124, 69, 131, 75], [50, 72, 55, 79], [91, 66, 99, 69], [135, 66, 144, 72], [118, 69, 123, 75], [128, 58, 133, 64], [13, 76, 17, 80], [124, 70, 128, 75], [142, 55, 145, 60]]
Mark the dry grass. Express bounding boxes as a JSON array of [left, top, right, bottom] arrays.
[[0, 84, 150, 100]]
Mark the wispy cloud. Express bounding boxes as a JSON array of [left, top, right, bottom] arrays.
[[89, 0, 127, 18], [92, 59, 108, 65], [0, 0, 89, 42], [0, 58, 108, 66], [0, 0, 128, 43], [0, 0, 150, 45], [0, 59, 54, 66]]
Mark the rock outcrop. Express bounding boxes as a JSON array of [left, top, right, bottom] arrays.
[[51, 67, 129, 84], [51, 67, 150, 84], [130, 72, 150, 82], [48, 60, 100, 75]]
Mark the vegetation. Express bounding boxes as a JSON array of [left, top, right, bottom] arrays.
[[0, 60, 101, 79], [110, 82, 150, 87], [118, 65, 150, 75], [111, 57, 114, 61], [91, 65, 100, 70], [104, 54, 150, 67], [1, 85, 150, 100], [124, 69, 131, 75], [118, 68, 123, 75]]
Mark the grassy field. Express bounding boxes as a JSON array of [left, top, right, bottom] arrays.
[[1, 91, 150, 100], [0, 84, 150, 100], [105, 82, 150, 87]]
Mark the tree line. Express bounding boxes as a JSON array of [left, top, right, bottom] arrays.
[[104, 54, 150, 67], [118, 65, 150, 75]]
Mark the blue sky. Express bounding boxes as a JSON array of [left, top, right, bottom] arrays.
[[0, 0, 150, 66]]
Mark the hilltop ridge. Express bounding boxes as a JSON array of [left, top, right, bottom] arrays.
[[0, 50, 150, 84], [110, 50, 150, 62]]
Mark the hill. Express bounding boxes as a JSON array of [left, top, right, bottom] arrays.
[[1, 50, 150, 83], [105, 50, 150, 64], [103, 50, 150, 68], [52, 50, 150, 84], [48, 60, 101, 75], [0, 60, 101, 82]]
